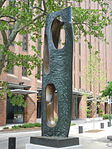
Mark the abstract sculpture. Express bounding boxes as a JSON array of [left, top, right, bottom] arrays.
[[42, 7, 73, 137], [28, 8, 79, 149]]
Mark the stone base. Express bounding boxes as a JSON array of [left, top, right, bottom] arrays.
[[26, 144, 82, 149], [30, 136, 79, 148]]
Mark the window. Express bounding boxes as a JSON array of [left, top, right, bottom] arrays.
[[79, 59, 81, 72], [79, 42, 81, 56], [22, 34, 28, 51], [37, 63, 41, 80], [37, 37, 41, 53], [8, 67, 14, 74], [22, 66, 27, 77], [37, 29, 42, 79], [79, 76, 81, 88]]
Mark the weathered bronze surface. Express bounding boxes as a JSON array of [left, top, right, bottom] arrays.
[[42, 7, 73, 137], [30, 136, 79, 147]]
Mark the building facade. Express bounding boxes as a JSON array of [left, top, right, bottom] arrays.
[[71, 0, 112, 119], [0, 1, 112, 126], [0, 32, 43, 126]]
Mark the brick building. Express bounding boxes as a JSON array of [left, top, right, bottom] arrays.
[[0, 33, 43, 126], [71, 0, 112, 119], [0, 1, 112, 126]]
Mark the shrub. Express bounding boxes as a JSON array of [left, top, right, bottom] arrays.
[[3, 127, 9, 129], [86, 108, 92, 118], [99, 109, 103, 116], [12, 125, 21, 129], [71, 123, 76, 126], [1, 123, 41, 131], [11, 123, 41, 130], [102, 114, 112, 119], [33, 123, 41, 127]]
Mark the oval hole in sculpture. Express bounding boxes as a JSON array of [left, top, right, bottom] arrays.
[[43, 35, 50, 74], [46, 84, 58, 127], [51, 16, 66, 49]]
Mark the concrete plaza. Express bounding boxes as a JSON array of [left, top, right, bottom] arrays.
[[0, 118, 112, 149]]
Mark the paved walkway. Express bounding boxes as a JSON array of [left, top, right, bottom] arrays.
[[69, 118, 112, 149], [0, 118, 112, 149], [70, 118, 109, 134]]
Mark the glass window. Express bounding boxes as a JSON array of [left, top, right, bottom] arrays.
[[79, 59, 81, 72], [37, 63, 41, 80], [22, 34, 28, 51], [37, 30, 42, 80], [79, 76, 81, 88], [79, 42, 81, 56], [8, 67, 14, 74], [22, 66, 27, 77]]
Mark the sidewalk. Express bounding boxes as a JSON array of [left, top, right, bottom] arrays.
[[70, 118, 110, 135], [0, 118, 112, 149]]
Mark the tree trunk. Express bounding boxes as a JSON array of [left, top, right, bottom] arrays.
[[0, 50, 6, 75]]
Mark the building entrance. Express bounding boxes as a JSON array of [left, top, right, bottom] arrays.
[[74, 96, 81, 119], [72, 95, 81, 119], [6, 97, 24, 124]]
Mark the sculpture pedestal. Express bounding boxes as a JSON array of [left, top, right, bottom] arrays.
[[26, 136, 80, 149]]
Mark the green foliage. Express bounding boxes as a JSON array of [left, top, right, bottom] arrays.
[[0, 0, 111, 106], [0, 81, 8, 100], [12, 125, 20, 129], [3, 127, 9, 130], [85, 48, 106, 97], [0, 0, 111, 76], [72, 7, 110, 41], [11, 123, 41, 129], [8, 93, 26, 107], [86, 106, 92, 118], [0, 81, 26, 107], [102, 114, 112, 119], [101, 82, 112, 97], [70, 123, 76, 126], [4, 50, 41, 76], [98, 108, 103, 116]]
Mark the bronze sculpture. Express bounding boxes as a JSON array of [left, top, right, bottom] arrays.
[[30, 7, 79, 148], [42, 7, 73, 137]]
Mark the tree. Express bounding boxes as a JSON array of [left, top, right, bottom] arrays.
[[0, 0, 111, 106], [0, 0, 111, 75], [101, 81, 112, 122], [101, 81, 112, 97], [85, 48, 106, 117]]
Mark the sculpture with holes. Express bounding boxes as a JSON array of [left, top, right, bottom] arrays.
[[42, 7, 73, 137], [29, 7, 79, 149]]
